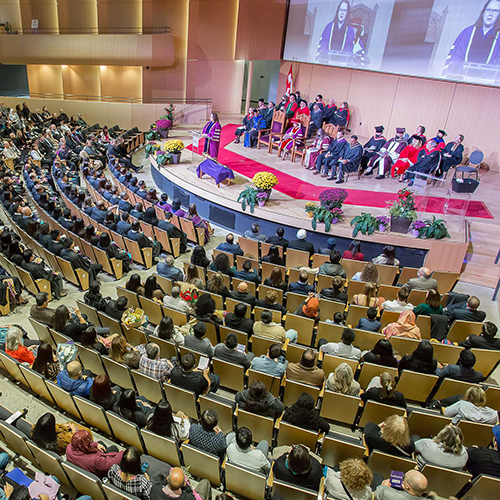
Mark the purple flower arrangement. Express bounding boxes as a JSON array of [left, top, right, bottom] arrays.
[[411, 220, 426, 237], [376, 215, 390, 231], [319, 188, 349, 209], [156, 119, 172, 131]]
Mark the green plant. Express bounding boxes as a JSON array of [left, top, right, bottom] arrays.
[[312, 206, 340, 232], [304, 202, 317, 214], [417, 216, 450, 239], [156, 151, 172, 166], [145, 142, 160, 158], [237, 186, 260, 213], [350, 212, 378, 237], [387, 187, 418, 222], [145, 128, 160, 141]]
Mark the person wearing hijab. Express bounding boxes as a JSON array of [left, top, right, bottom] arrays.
[[66, 430, 123, 478], [383, 310, 421, 340], [295, 295, 320, 322]]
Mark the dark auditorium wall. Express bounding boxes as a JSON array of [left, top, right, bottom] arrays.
[[0, 64, 29, 96]]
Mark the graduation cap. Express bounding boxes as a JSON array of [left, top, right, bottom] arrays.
[[375, 126, 384, 133], [438, 129, 447, 136], [396, 127, 405, 134]]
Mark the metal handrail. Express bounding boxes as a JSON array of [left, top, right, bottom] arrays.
[[0, 26, 170, 35]]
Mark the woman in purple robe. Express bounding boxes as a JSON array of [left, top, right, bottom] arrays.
[[202, 113, 222, 159], [279, 121, 305, 160], [187, 203, 212, 244]]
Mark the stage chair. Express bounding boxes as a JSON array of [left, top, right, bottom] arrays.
[[161, 305, 188, 326], [341, 259, 366, 278], [470, 348, 500, 378], [358, 363, 398, 390], [358, 400, 406, 428], [346, 304, 370, 329], [433, 379, 481, 401], [321, 433, 366, 468], [232, 277, 256, 296], [107, 412, 145, 452], [379, 310, 401, 329], [320, 390, 361, 426], [378, 284, 400, 301], [416, 315, 432, 339], [431, 342, 463, 366], [432, 271, 460, 293], [181, 444, 221, 487], [276, 420, 320, 451], [289, 267, 316, 285], [395, 370, 439, 403], [261, 262, 286, 281], [254, 306, 282, 324], [407, 411, 451, 439], [248, 369, 282, 397], [347, 281, 369, 302], [319, 298, 346, 322], [237, 407, 274, 443], [251, 335, 284, 358], [286, 248, 311, 268], [321, 354, 358, 379], [374, 264, 399, 286], [257, 110, 285, 150], [73, 396, 113, 436], [61, 462, 106, 500], [282, 379, 322, 406], [26, 441, 72, 488], [141, 429, 182, 466], [458, 420, 496, 447], [288, 114, 311, 161], [102, 356, 136, 390], [286, 292, 306, 314], [163, 383, 199, 420], [462, 474, 500, 500], [131, 370, 164, 404], [212, 358, 245, 392], [237, 237, 259, 258], [199, 394, 234, 434], [286, 343, 318, 364], [206, 269, 230, 289], [77, 345, 106, 376], [225, 462, 267, 500], [285, 314, 315, 345], [316, 322, 344, 344], [367, 450, 417, 479], [421, 465, 471, 498], [19, 365, 55, 404], [396, 267, 419, 285], [272, 480, 318, 500]]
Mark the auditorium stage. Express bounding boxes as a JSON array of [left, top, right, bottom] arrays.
[[150, 123, 500, 287]]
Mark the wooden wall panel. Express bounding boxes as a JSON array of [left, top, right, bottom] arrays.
[[309, 64, 352, 104], [27, 64, 63, 95], [100, 66, 142, 99], [57, 0, 98, 34], [0, 0, 23, 32], [19, 0, 58, 33], [97, 0, 142, 34], [235, 0, 287, 61], [62, 65, 100, 98]]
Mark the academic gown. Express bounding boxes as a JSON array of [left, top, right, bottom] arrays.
[[391, 145, 423, 177], [244, 115, 267, 148], [157, 220, 188, 253], [317, 21, 356, 60], [367, 137, 407, 175], [60, 248, 102, 285], [202, 121, 222, 159], [405, 148, 442, 179], [438, 142, 464, 175], [362, 135, 387, 169]]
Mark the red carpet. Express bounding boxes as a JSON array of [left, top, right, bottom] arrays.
[[188, 124, 493, 219]]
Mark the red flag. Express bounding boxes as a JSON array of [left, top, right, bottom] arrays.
[[285, 64, 293, 96]]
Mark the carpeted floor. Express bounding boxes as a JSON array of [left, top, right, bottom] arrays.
[[189, 124, 493, 219]]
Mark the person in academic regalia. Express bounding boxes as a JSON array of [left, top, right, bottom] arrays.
[[313, 130, 348, 177], [202, 113, 222, 159], [279, 121, 305, 160], [332, 135, 363, 183], [437, 135, 465, 177], [361, 126, 386, 172], [308, 104, 324, 137], [305, 129, 331, 169], [331, 102, 349, 127], [391, 136, 424, 180], [365, 127, 407, 179], [443, 1, 500, 77], [234, 108, 254, 144], [427, 129, 447, 151], [244, 110, 267, 148], [404, 140, 442, 184], [292, 100, 310, 121], [285, 94, 299, 119], [316, 0, 356, 61], [413, 125, 427, 144], [322, 99, 338, 125], [309, 95, 325, 113]]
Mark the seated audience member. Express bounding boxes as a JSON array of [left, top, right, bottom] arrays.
[[404, 267, 438, 291], [383, 310, 421, 340], [5, 327, 36, 364], [283, 393, 329, 433], [98, 232, 132, 272], [185, 264, 204, 290], [286, 348, 325, 387], [66, 429, 123, 478], [243, 222, 266, 242], [80, 326, 108, 355], [206, 271, 230, 299], [192, 293, 222, 327], [184, 321, 213, 358], [414, 425, 467, 471], [250, 343, 287, 377], [445, 294, 486, 323], [153, 316, 185, 347], [319, 275, 348, 303], [113, 389, 152, 429], [319, 327, 362, 360], [151, 467, 212, 500], [105, 296, 129, 321], [170, 352, 220, 396], [357, 307, 382, 332], [361, 372, 407, 409], [413, 289, 443, 317], [343, 240, 364, 261], [459, 321, 500, 350], [190, 245, 210, 269], [266, 226, 289, 249], [89, 374, 121, 411], [235, 380, 284, 418], [364, 415, 414, 458], [233, 259, 261, 285], [163, 286, 192, 314], [263, 267, 287, 293], [157, 255, 184, 281], [351, 262, 379, 284], [289, 270, 315, 295], [214, 332, 254, 369], [57, 360, 94, 397], [256, 289, 287, 315], [139, 343, 173, 383], [84, 281, 109, 312], [157, 212, 189, 254], [381, 287, 413, 313], [30, 292, 56, 327], [325, 458, 374, 500], [352, 282, 383, 309], [229, 281, 256, 307], [147, 399, 190, 443], [225, 427, 270, 474], [466, 424, 500, 478], [374, 470, 428, 500], [326, 362, 361, 396], [253, 310, 297, 342], [22, 248, 66, 299], [261, 244, 285, 266], [398, 340, 437, 375], [444, 387, 498, 425], [372, 246, 400, 267], [31, 412, 89, 456], [209, 253, 234, 277], [274, 444, 323, 490], [60, 237, 102, 285], [188, 409, 227, 458], [225, 303, 254, 335], [216, 233, 244, 256], [32, 342, 60, 382], [109, 335, 141, 369], [437, 349, 484, 383], [288, 229, 315, 256], [107, 446, 152, 500], [318, 250, 346, 277], [361, 339, 398, 368], [117, 212, 132, 236]]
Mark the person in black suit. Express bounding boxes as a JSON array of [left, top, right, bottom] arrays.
[[445, 294, 486, 324], [116, 212, 132, 236], [288, 229, 314, 256], [266, 227, 289, 250], [126, 221, 162, 259], [157, 212, 188, 253], [22, 249, 66, 299], [38, 224, 52, 248], [118, 191, 133, 212], [48, 230, 65, 256], [60, 237, 102, 285], [459, 322, 500, 350]]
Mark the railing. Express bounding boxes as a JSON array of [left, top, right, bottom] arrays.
[[0, 26, 170, 35]]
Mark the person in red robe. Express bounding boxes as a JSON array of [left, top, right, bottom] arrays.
[[285, 94, 299, 119], [292, 100, 310, 121], [391, 136, 424, 180]]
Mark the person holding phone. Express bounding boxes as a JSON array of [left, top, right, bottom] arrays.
[[374, 469, 428, 499]]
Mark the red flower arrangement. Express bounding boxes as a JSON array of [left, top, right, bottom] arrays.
[[180, 289, 198, 306]]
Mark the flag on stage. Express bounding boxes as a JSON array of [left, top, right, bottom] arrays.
[[285, 64, 293, 96]]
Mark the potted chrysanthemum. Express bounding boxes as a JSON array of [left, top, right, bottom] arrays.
[[252, 172, 279, 201], [164, 140, 185, 164]]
